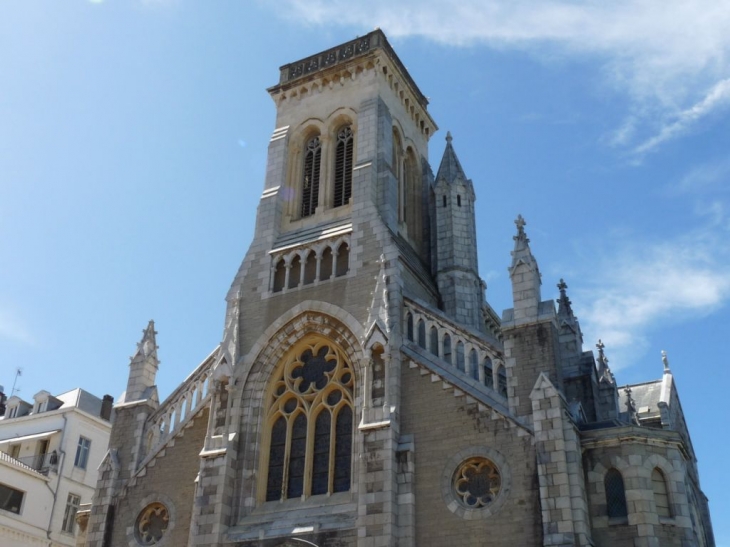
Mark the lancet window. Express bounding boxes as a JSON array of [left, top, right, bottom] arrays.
[[263, 338, 354, 502], [333, 126, 354, 208], [652, 468, 671, 518], [605, 468, 628, 518], [301, 136, 321, 218]]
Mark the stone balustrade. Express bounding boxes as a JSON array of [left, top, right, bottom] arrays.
[[143, 354, 215, 458], [270, 235, 350, 293], [404, 298, 508, 399]]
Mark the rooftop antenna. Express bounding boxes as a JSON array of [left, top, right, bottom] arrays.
[[10, 367, 22, 397]]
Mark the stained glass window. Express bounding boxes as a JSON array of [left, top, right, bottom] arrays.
[[605, 468, 628, 518], [453, 457, 501, 508], [135, 503, 169, 545], [263, 339, 354, 501]]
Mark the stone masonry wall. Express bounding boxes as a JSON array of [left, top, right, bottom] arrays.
[[503, 320, 562, 419], [109, 408, 208, 547], [584, 439, 695, 547], [400, 362, 542, 547]]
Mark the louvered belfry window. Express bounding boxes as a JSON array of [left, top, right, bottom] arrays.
[[264, 338, 354, 502], [301, 136, 321, 218], [333, 126, 354, 208]]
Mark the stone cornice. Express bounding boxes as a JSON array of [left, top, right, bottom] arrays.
[[267, 32, 437, 141], [580, 425, 691, 460], [272, 30, 428, 108]]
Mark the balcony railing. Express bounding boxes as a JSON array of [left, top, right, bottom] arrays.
[[13, 452, 58, 475]]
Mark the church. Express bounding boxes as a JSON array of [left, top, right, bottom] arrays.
[[77, 30, 715, 547]]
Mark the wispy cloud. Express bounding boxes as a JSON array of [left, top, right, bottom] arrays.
[[633, 78, 730, 156], [0, 308, 33, 345], [274, 0, 730, 153], [669, 156, 730, 196], [573, 220, 730, 369]]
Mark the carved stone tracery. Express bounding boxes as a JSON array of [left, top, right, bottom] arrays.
[[134, 503, 169, 545]]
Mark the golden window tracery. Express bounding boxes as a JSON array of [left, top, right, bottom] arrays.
[[453, 457, 502, 508], [134, 503, 169, 545], [264, 338, 354, 502]]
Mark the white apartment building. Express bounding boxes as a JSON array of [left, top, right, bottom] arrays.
[[0, 387, 112, 546]]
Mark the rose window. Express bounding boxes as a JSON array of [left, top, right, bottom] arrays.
[[453, 457, 501, 508], [135, 503, 169, 545]]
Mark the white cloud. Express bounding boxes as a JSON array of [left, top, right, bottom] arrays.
[[0, 308, 33, 345], [633, 78, 730, 155], [573, 222, 730, 369], [275, 0, 730, 153], [670, 156, 730, 196]]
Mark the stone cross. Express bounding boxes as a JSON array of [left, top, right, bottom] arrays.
[[515, 214, 526, 233]]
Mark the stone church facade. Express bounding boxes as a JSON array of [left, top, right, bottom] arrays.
[[77, 31, 715, 547]]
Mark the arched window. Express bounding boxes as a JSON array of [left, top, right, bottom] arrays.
[[483, 358, 493, 388], [456, 341, 465, 372], [470, 350, 479, 380], [264, 339, 354, 501], [303, 251, 317, 285], [417, 320, 426, 348], [406, 313, 414, 341], [272, 258, 286, 292], [393, 128, 403, 219], [403, 148, 418, 229], [652, 468, 671, 518], [443, 334, 452, 365], [605, 468, 628, 518], [333, 126, 354, 208], [320, 247, 333, 281], [288, 255, 301, 289], [497, 365, 507, 398], [429, 326, 439, 355], [335, 243, 349, 277], [301, 136, 321, 218]]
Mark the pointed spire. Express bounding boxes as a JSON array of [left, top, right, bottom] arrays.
[[513, 214, 529, 252], [125, 320, 160, 403], [508, 215, 540, 280], [556, 278, 575, 319], [506, 215, 543, 320], [596, 339, 615, 385], [131, 320, 158, 364], [624, 385, 639, 425], [435, 131, 468, 184]]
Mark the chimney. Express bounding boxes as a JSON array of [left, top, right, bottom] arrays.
[[100, 395, 114, 421], [0, 385, 6, 417]]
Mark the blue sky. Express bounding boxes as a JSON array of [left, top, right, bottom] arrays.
[[1, 1, 729, 541]]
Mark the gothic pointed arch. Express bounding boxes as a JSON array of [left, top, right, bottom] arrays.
[[229, 302, 365, 513], [262, 337, 354, 501], [333, 124, 354, 208], [300, 134, 322, 218], [392, 126, 404, 222]]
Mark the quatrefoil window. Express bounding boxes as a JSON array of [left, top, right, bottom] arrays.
[[453, 458, 501, 508]]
